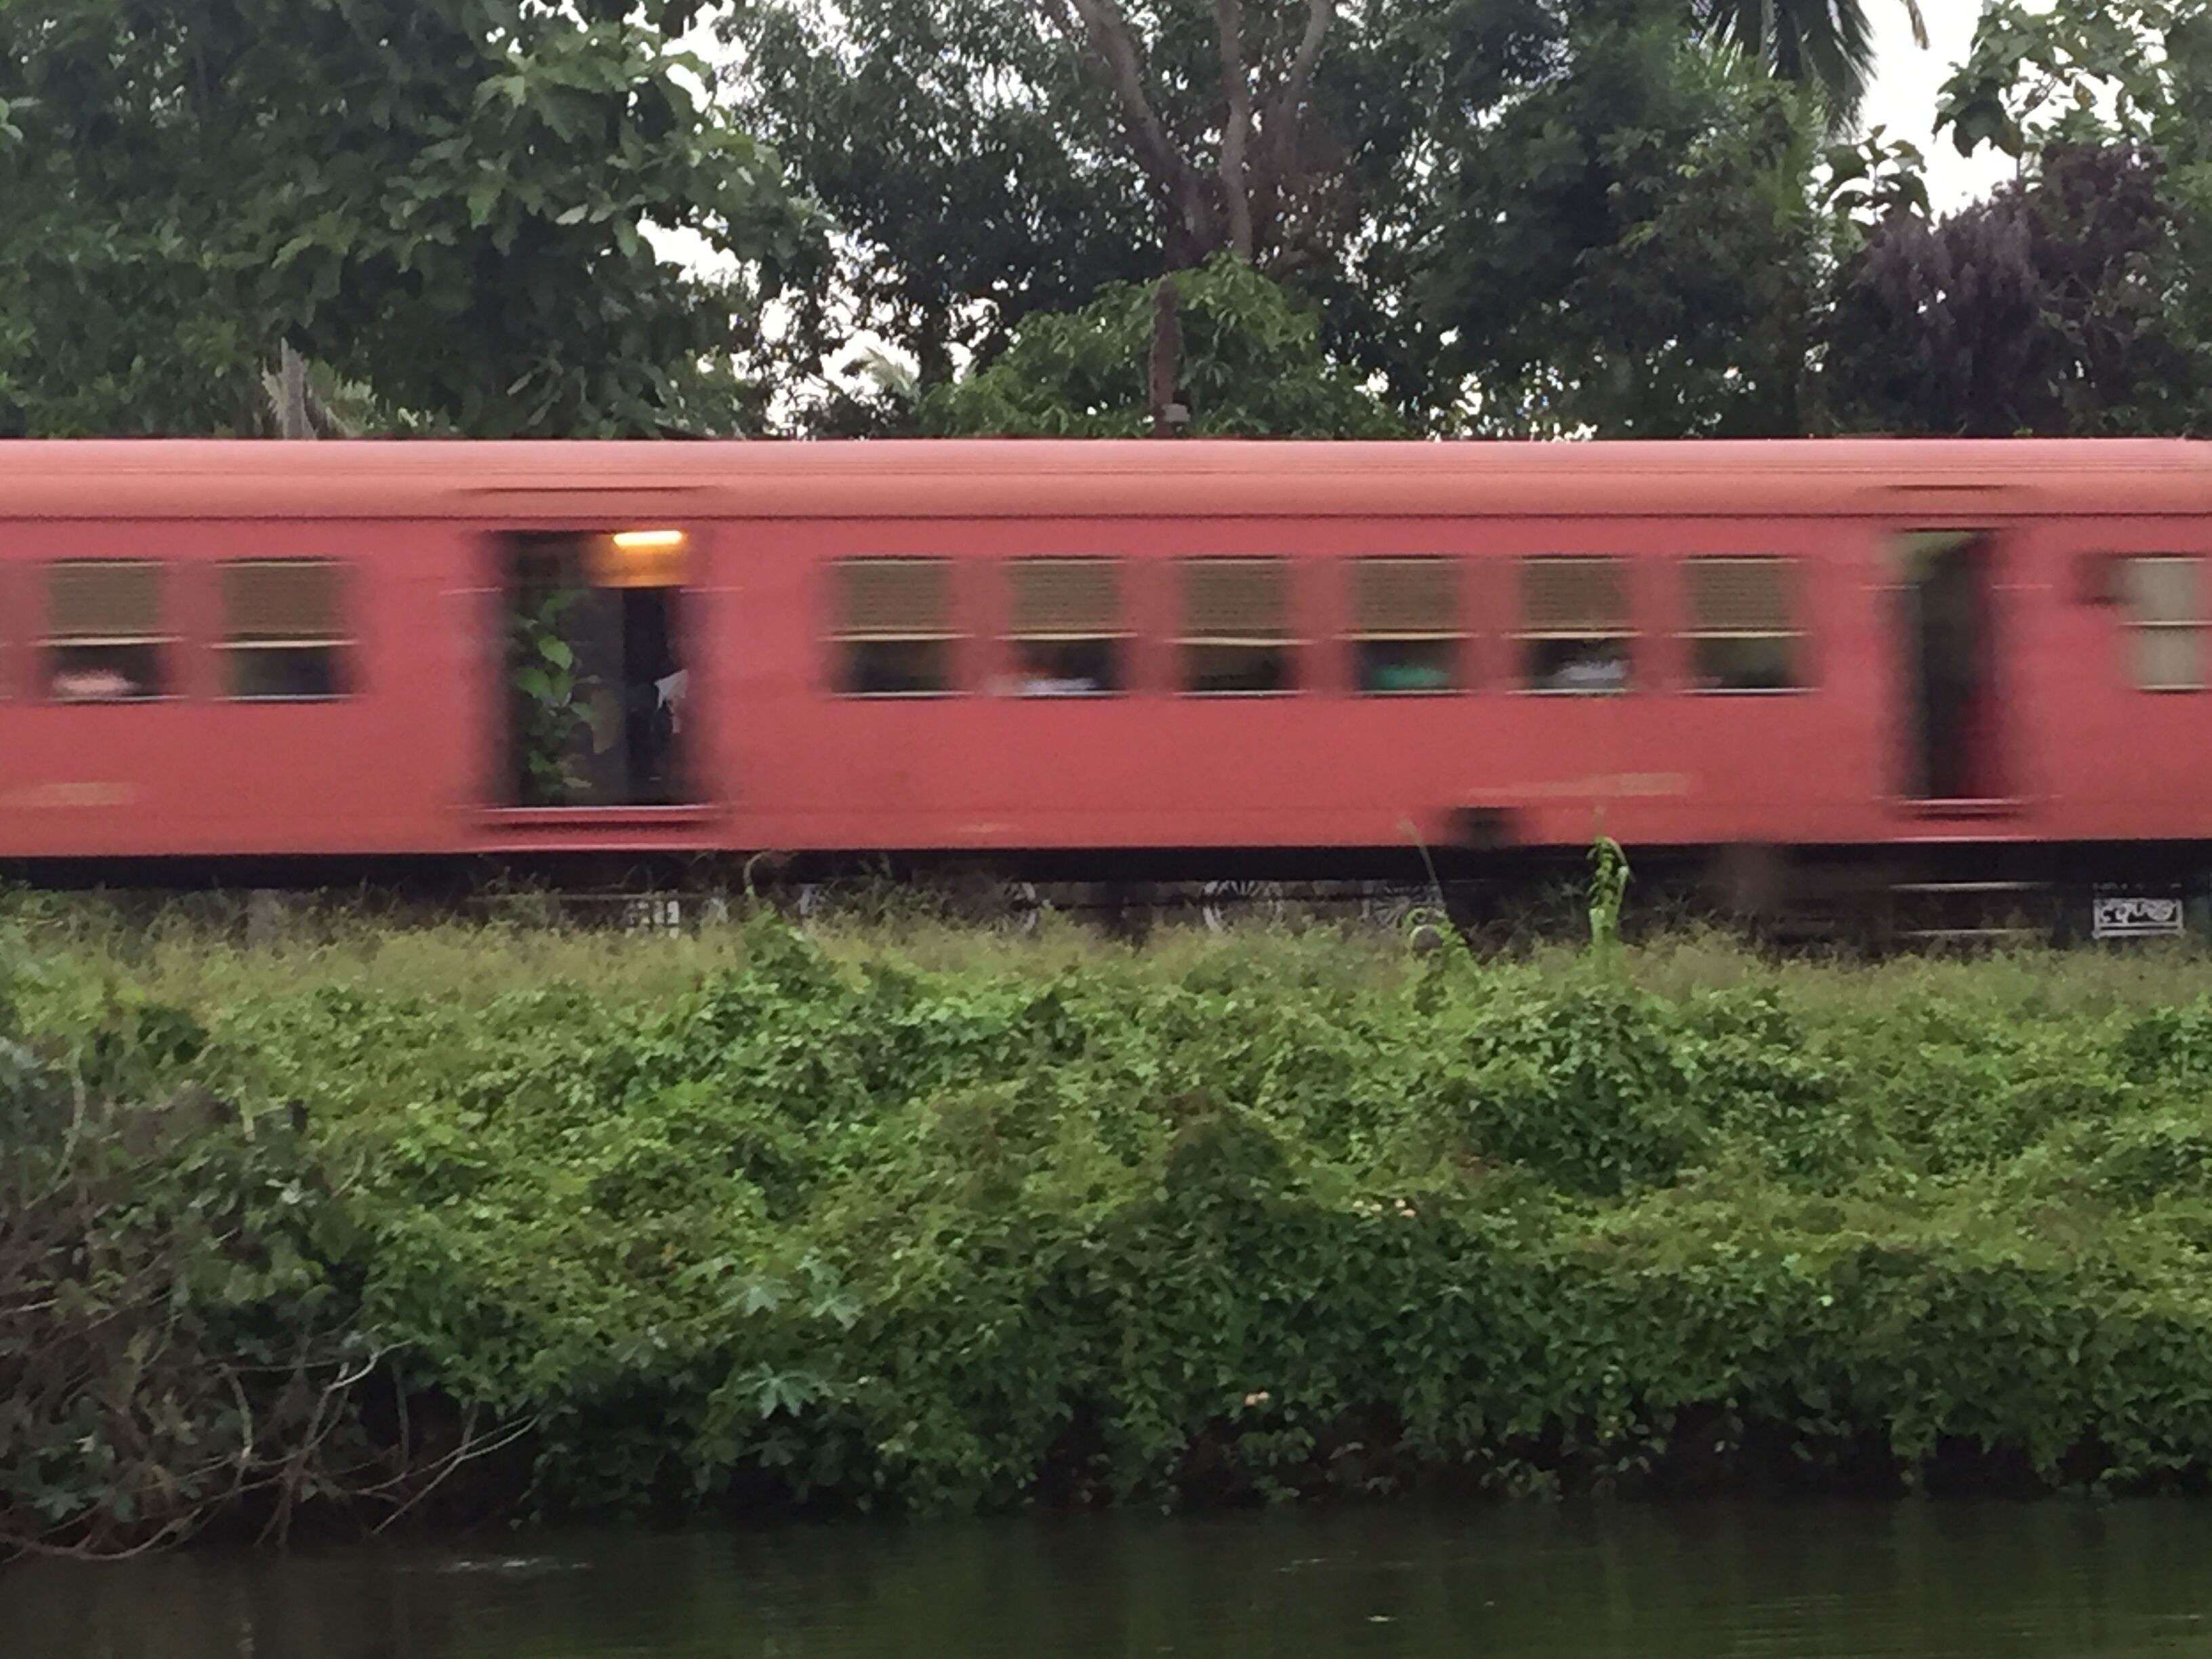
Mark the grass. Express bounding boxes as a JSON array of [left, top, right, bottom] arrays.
[[14, 884, 2212, 1022]]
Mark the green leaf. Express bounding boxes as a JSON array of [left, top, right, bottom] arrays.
[[0, 0, 813, 436]]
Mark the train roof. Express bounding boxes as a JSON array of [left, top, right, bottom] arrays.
[[4, 437, 2211, 520]]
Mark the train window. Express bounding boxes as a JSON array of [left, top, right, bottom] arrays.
[[1519, 557, 1629, 693], [45, 560, 165, 701], [1183, 558, 1293, 695], [1352, 558, 1462, 694], [1684, 556, 1801, 693], [836, 559, 954, 695], [1008, 558, 1122, 695], [2123, 556, 2205, 691], [222, 560, 348, 700]]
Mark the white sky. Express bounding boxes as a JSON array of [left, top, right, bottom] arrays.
[[1858, 1, 2020, 209]]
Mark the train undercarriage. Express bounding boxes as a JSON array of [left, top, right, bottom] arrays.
[[5, 839, 2211, 953]]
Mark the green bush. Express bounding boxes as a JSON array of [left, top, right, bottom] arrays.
[[14, 906, 2212, 1552], [0, 964, 381, 1554]]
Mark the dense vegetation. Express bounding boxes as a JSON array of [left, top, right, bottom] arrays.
[[13, 901, 2212, 1556], [9, 0, 2212, 441]]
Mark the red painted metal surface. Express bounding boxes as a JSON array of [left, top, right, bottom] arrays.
[[2, 436, 2209, 863]]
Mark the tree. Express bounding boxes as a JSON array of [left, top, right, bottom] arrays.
[[727, 0, 1927, 431], [1935, 0, 2198, 161], [1826, 144, 2206, 436], [1418, 14, 1918, 436], [1034, 0, 1357, 267], [1698, 0, 1927, 125], [918, 255, 1405, 436], [722, 0, 1436, 396], [1816, 0, 2212, 437], [0, 0, 819, 437]]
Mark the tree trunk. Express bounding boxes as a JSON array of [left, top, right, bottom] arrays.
[[1213, 0, 1256, 260], [278, 342, 313, 440], [1149, 279, 1185, 434]]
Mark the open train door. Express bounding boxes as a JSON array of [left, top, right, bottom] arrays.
[[1877, 508, 2045, 943], [495, 526, 697, 809], [1887, 521, 2018, 812], [455, 487, 711, 825]]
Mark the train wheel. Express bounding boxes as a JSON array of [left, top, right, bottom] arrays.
[[1201, 880, 1288, 935], [996, 880, 1044, 937], [1357, 884, 1433, 933], [790, 883, 831, 930], [1095, 882, 1155, 943], [1403, 904, 1452, 954]]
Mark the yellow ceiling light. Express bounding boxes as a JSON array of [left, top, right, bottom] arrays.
[[612, 529, 687, 552], [592, 528, 689, 588]]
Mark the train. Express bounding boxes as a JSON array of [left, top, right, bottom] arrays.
[[5, 436, 2212, 941]]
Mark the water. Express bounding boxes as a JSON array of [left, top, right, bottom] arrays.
[[7, 1504, 2212, 1658]]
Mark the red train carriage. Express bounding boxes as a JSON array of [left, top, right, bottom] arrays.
[[3, 438, 2210, 934]]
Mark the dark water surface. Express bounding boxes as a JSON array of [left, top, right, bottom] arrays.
[[7, 1504, 2212, 1658]]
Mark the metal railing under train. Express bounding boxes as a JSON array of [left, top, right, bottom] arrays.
[[462, 879, 1456, 939], [487, 878, 2204, 952], [205, 866, 2207, 951]]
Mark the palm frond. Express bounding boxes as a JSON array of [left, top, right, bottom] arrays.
[[1701, 0, 1904, 127]]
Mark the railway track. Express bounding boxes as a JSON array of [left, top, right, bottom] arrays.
[[85, 871, 2181, 956], [9, 841, 2202, 954]]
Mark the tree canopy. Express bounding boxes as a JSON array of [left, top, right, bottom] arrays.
[[728, 0, 1934, 426], [11, 0, 2212, 442], [0, 0, 818, 437], [919, 255, 1406, 437], [1818, 0, 2212, 436], [1828, 143, 2208, 436]]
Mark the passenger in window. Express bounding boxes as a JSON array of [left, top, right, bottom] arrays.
[[1015, 642, 1103, 697], [1555, 655, 1626, 691], [617, 647, 682, 804], [1530, 641, 1628, 692], [655, 668, 689, 735], [51, 666, 138, 702], [1361, 649, 1452, 694], [1380, 664, 1449, 693]]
